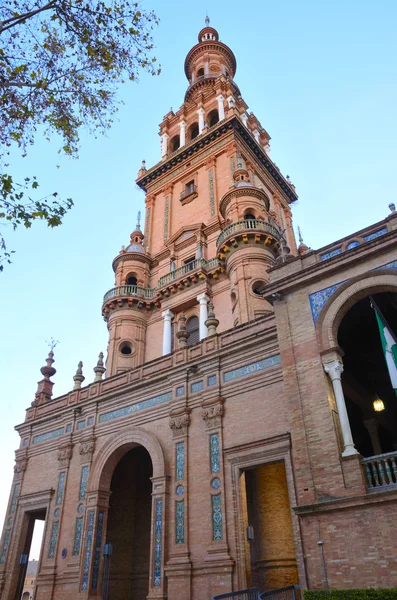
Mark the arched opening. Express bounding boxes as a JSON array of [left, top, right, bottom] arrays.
[[105, 446, 153, 598], [338, 292, 397, 457], [244, 213, 256, 220], [197, 67, 204, 78], [126, 274, 137, 286], [187, 122, 199, 141], [208, 108, 219, 127], [187, 315, 200, 347], [169, 134, 180, 153]]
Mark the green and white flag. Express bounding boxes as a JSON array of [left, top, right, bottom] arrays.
[[375, 308, 397, 394]]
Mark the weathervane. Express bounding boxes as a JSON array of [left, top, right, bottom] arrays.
[[136, 211, 141, 230], [46, 337, 59, 351]]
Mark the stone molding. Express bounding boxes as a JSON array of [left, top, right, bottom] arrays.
[[57, 441, 74, 469], [169, 408, 191, 439], [79, 435, 96, 464], [201, 397, 225, 430]]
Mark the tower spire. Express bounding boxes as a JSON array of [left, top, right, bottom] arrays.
[[205, 13, 210, 26], [136, 210, 141, 231]]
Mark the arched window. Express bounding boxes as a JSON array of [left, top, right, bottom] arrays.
[[244, 213, 256, 220], [169, 134, 180, 153], [126, 275, 137, 286], [187, 316, 200, 347], [188, 122, 199, 141], [197, 67, 205, 78], [208, 109, 219, 127]]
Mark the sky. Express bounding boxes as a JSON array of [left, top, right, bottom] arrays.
[[1, 0, 397, 560]]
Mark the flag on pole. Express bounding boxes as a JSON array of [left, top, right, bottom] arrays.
[[374, 305, 397, 395]]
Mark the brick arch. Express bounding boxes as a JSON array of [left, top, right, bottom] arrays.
[[88, 427, 166, 492], [316, 269, 397, 352]]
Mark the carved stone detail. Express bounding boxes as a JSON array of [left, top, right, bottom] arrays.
[[201, 397, 225, 430], [57, 442, 74, 469], [14, 457, 28, 475], [79, 435, 96, 464], [169, 408, 191, 439]]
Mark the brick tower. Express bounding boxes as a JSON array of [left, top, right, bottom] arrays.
[[102, 17, 298, 376]]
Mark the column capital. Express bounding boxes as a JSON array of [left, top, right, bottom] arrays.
[[161, 132, 169, 139], [216, 94, 225, 101], [324, 359, 343, 381], [197, 107, 205, 115], [197, 293, 210, 304], [179, 120, 187, 127], [162, 309, 174, 321]]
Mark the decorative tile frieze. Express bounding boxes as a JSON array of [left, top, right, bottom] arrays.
[[79, 466, 89, 501], [32, 427, 64, 445], [79, 435, 96, 464], [364, 228, 387, 242], [175, 442, 185, 481], [207, 375, 217, 386], [223, 354, 281, 382], [91, 511, 104, 591], [56, 472, 66, 505], [10, 483, 20, 514], [72, 516, 83, 556], [191, 380, 204, 393], [169, 408, 190, 439], [0, 529, 11, 564], [211, 477, 221, 490], [309, 281, 345, 324], [175, 500, 185, 545], [376, 260, 397, 271], [81, 510, 95, 590], [211, 493, 223, 540], [209, 433, 220, 473], [48, 521, 59, 558], [209, 169, 215, 216], [176, 485, 184, 496], [153, 498, 163, 587], [99, 391, 172, 423], [320, 248, 342, 261], [176, 385, 185, 397], [57, 442, 73, 469], [164, 196, 169, 242], [202, 397, 225, 430]]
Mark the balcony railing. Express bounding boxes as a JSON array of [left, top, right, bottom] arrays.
[[216, 219, 283, 248], [158, 258, 220, 288], [180, 184, 197, 201], [362, 451, 397, 489], [103, 285, 157, 303]]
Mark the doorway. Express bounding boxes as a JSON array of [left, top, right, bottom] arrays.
[[105, 446, 153, 599]]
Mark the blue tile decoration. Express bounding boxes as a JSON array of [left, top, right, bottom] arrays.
[[320, 248, 342, 261], [77, 420, 85, 430], [10, 483, 20, 513], [309, 281, 346, 325], [7, 518, 12, 527], [191, 380, 204, 393], [347, 241, 360, 250], [82, 510, 95, 590], [176, 485, 184, 496], [211, 477, 221, 490], [209, 169, 215, 216], [175, 500, 185, 544], [364, 228, 387, 242], [87, 416, 94, 426], [48, 521, 59, 558], [73, 517, 84, 556], [91, 511, 104, 591], [79, 466, 89, 500], [99, 391, 172, 423], [230, 156, 235, 174], [176, 386, 185, 397], [211, 494, 223, 540], [54, 508, 61, 518], [56, 472, 66, 505], [208, 375, 217, 386], [32, 427, 64, 445], [23, 438, 29, 447], [0, 529, 11, 564], [153, 499, 163, 587], [376, 260, 397, 271], [66, 423, 72, 433], [210, 433, 220, 473], [77, 503, 84, 514], [176, 442, 185, 481], [164, 196, 169, 242], [224, 354, 281, 383]]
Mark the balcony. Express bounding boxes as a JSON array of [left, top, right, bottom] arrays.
[[216, 219, 283, 249], [362, 451, 397, 489], [157, 258, 220, 288], [180, 184, 197, 204], [103, 284, 157, 303]]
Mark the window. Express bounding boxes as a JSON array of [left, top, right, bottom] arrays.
[[185, 180, 195, 194], [187, 316, 200, 347], [184, 256, 196, 272], [188, 122, 199, 141], [169, 134, 180, 153], [126, 275, 137, 286], [244, 213, 255, 220], [208, 109, 219, 127], [197, 67, 204, 77]]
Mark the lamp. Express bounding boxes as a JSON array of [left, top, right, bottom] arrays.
[[373, 397, 385, 412]]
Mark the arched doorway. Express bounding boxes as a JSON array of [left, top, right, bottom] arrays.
[[338, 292, 397, 457], [105, 446, 153, 598]]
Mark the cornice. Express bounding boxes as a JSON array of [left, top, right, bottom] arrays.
[[112, 251, 152, 273], [219, 185, 271, 218]]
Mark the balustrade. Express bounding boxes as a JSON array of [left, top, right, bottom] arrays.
[[216, 219, 282, 248], [362, 451, 397, 488]]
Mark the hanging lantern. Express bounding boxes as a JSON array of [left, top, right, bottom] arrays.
[[373, 397, 385, 412]]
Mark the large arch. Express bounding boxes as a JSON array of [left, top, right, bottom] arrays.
[[89, 426, 166, 493], [316, 269, 397, 353]]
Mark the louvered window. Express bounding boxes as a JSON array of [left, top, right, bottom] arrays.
[[187, 316, 200, 347]]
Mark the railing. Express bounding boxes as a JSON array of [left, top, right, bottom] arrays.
[[362, 451, 397, 489], [216, 219, 282, 248], [103, 285, 156, 303], [157, 258, 220, 288], [213, 589, 260, 600], [180, 184, 197, 200], [186, 73, 220, 94], [260, 585, 301, 600]]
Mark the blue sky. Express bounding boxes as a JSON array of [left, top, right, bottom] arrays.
[[1, 0, 396, 558]]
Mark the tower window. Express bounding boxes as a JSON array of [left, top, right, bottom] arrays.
[[120, 342, 133, 355], [188, 122, 199, 141], [245, 213, 256, 220], [208, 109, 219, 127], [183, 256, 196, 272], [187, 316, 200, 347], [126, 275, 137, 286], [197, 68, 205, 77], [169, 134, 180, 153]]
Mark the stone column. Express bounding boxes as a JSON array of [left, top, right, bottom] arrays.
[[161, 133, 169, 158], [253, 129, 260, 143], [197, 108, 205, 134], [162, 310, 174, 355], [197, 293, 209, 340], [324, 359, 358, 457], [240, 112, 248, 127], [216, 95, 225, 120], [179, 120, 186, 147], [364, 418, 382, 455]]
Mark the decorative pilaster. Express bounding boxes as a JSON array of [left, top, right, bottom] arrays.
[[162, 309, 174, 355], [176, 314, 189, 349], [161, 132, 169, 158], [197, 293, 209, 340], [148, 475, 168, 600], [324, 359, 358, 457], [179, 120, 186, 146], [216, 94, 225, 120], [197, 107, 205, 133]]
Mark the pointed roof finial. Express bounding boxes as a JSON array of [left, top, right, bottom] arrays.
[[73, 361, 85, 390], [298, 226, 303, 244], [93, 352, 106, 383], [205, 12, 210, 26], [136, 210, 141, 230]]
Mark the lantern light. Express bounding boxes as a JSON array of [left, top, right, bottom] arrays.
[[373, 398, 385, 412]]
